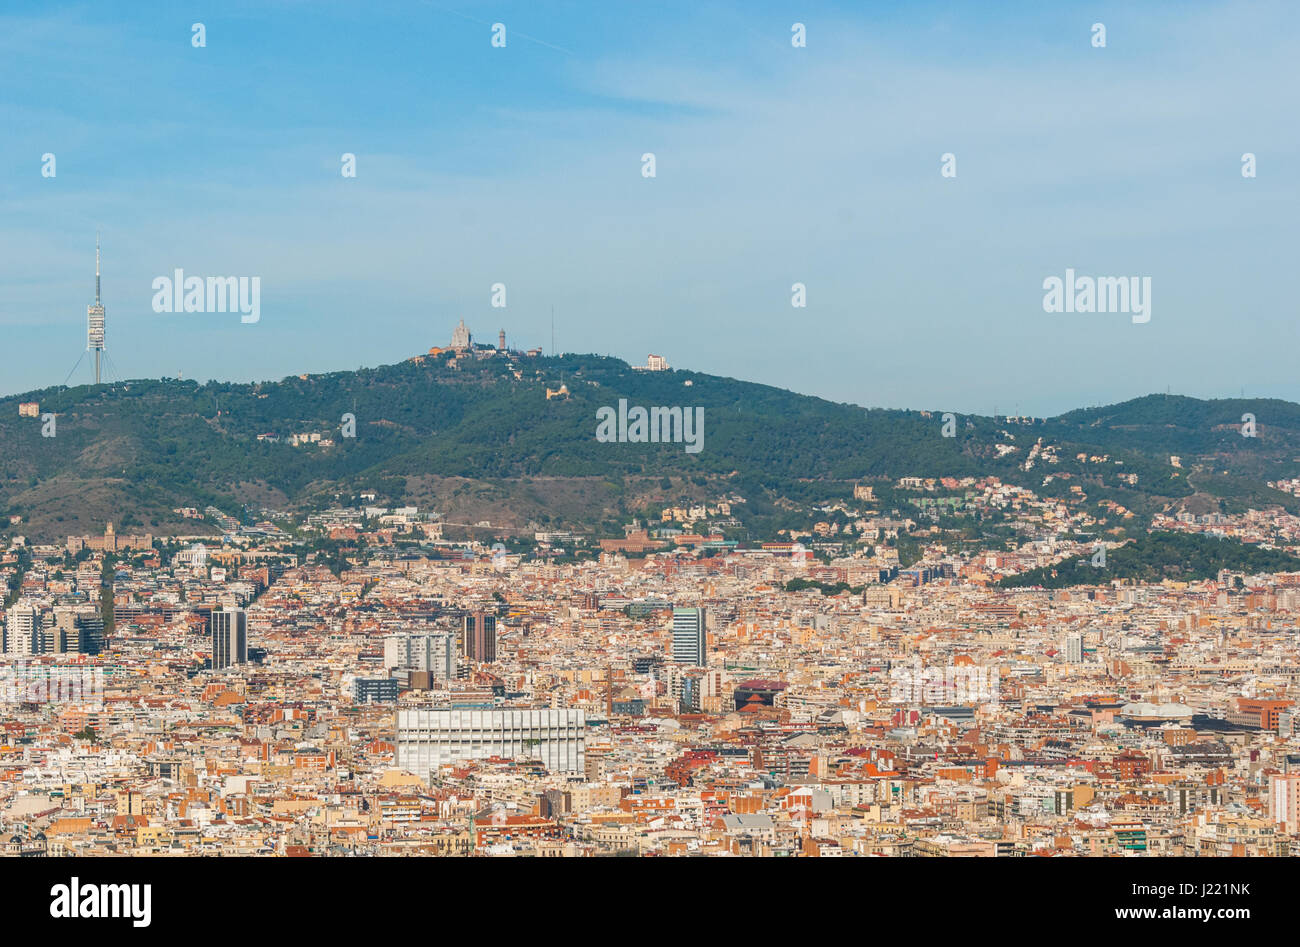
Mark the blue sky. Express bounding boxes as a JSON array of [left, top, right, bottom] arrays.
[[1, 0, 1296, 415]]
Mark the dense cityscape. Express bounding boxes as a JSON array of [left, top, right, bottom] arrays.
[[6, 388, 1300, 857]]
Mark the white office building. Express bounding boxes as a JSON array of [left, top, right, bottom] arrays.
[[3, 602, 38, 656], [384, 631, 457, 680], [1064, 633, 1083, 664], [396, 707, 586, 777]]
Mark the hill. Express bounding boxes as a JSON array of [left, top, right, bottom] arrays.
[[4, 352, 1300, 542]]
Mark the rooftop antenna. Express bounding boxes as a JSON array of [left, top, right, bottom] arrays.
[[551, 305, 555, 356]]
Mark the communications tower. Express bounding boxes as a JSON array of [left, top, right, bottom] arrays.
[[86, 234, 105, 384]]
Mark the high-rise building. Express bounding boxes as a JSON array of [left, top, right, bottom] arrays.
[[396, 708, 586, 776], [463, 612, 496, 663], [672, 607, 707, 665], [49, 606, 104, 655], [663, 666, 705, 712], [3, 602, 38, 656], [384, 631, 457, 680], [1064, 633, 1083, 664], [35, 610, 59, 655], [48, 607, 77, 655], [75, 611, 106, 656], [1271, 773, 1300, 833], [538, 788, 571, 819], [86, 234, 106, 385], [211, 608, 248, 670]]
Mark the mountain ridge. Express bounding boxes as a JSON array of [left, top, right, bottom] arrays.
[[3, 352, 1300, 543]]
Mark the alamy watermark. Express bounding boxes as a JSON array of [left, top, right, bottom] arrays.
[[1042, 268, 1150, 324], [889, 658, 1000, 704], [595, 399, 703, 453], [0, 661, 104, 705], [152, 270, 261, 323], [50, 877, 151, 927]]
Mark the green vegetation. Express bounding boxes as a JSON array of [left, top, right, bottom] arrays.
[[783, 578, 863, 596], [4, 546, 32, 606], [999, 532, 1300, 588], [5, 360, 1300, 540], [895, 535, 925, 568]]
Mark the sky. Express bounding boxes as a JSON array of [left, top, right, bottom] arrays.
[[0, 0, 1296, 416]]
